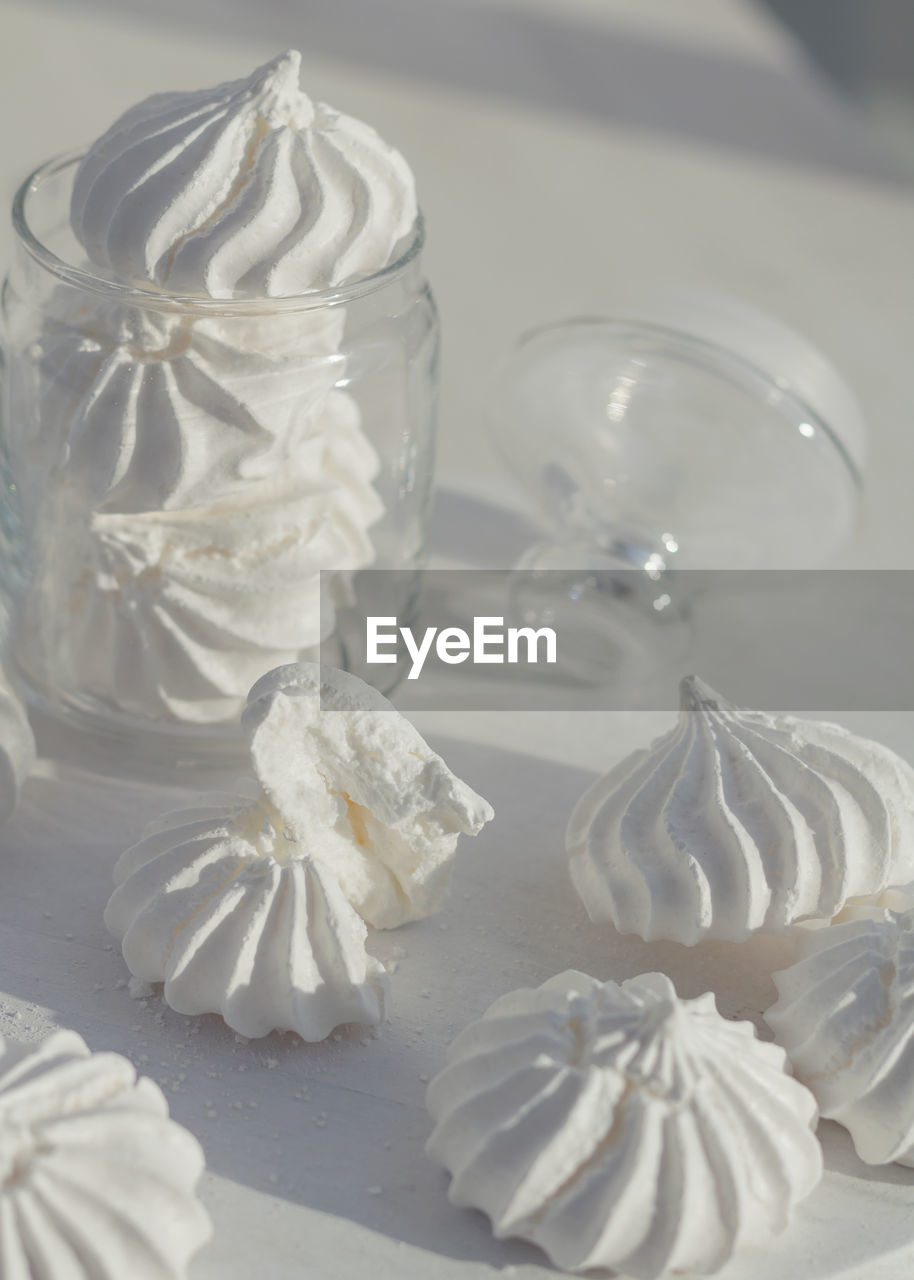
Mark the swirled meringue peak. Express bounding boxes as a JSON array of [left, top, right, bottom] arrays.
[[567, 676, 914, 945], [71, 50, 418, 297], [0, 1028, 211, 1279], [30, 294, 344, 512], [104, 782, 389, 1040], [242, 663, 495, 928], [426, 970, 821, 1278], [767, 908, 914, 1166]]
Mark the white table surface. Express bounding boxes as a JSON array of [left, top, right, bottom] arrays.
[[1, 2, 914, 1277]]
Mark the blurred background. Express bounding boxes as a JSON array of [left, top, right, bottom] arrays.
[[1, 0, 912, 568], [9, 0, 914, 176], [6, 0, 913, 183], [761, 0, 914, 173]]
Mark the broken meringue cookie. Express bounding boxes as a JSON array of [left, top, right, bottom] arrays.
[[426, 970, 822, 1279], [105, 664, 493, 1040], [104, 782, 388, 1040], [0, 668, 35, 828], [242, 663, 495, 928], [767, 908, 914, 1166], [0, 1028, 211, 1279], [567, 675, 914, 945]]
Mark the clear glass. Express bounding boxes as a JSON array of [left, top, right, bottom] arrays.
[[488, 315, 864, 691], [489, 317, 863, 573], [0, 153, 438, 771]]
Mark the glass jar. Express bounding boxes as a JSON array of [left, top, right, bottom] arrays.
[[486, 306, 865, 691], [0, 152, 438, 771], [489, 313, 864, 574]]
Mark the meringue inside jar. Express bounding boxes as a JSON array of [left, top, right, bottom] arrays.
[[0, 151, 437, 771]]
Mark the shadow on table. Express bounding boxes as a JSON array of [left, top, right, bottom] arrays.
[[427, 486, 540, 567]]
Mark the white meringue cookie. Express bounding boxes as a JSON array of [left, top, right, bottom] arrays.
[[104, 782, 388, 1040], [0, 1028, 211, 1279], [20, 392, 381, 724], [27, 296, 344, 513], [567, 676, 914, 945], [767, 908, 914, 1166], [426, 970, 821, 1279], [105, 664, 491, 1036], [242, 663, 495, 928], [71, 50, 418, 297], [0, 669, 34, 827]]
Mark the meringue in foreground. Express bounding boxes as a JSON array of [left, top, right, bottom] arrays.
[[567, 675, 914, 944], [105, 664, 493, 1039], [426, 970, 821, 1278], [242, 663, 495, 928], [767, 908, 914, 1166], [105, 783, 389, 1040], [0, 1029, 211, 1279]]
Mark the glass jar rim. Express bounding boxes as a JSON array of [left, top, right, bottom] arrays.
[[12, 149, 426, 315]]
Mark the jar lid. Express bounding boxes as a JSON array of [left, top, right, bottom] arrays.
[[488, 294, 865, 571], [597, 288, 866, 475]]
